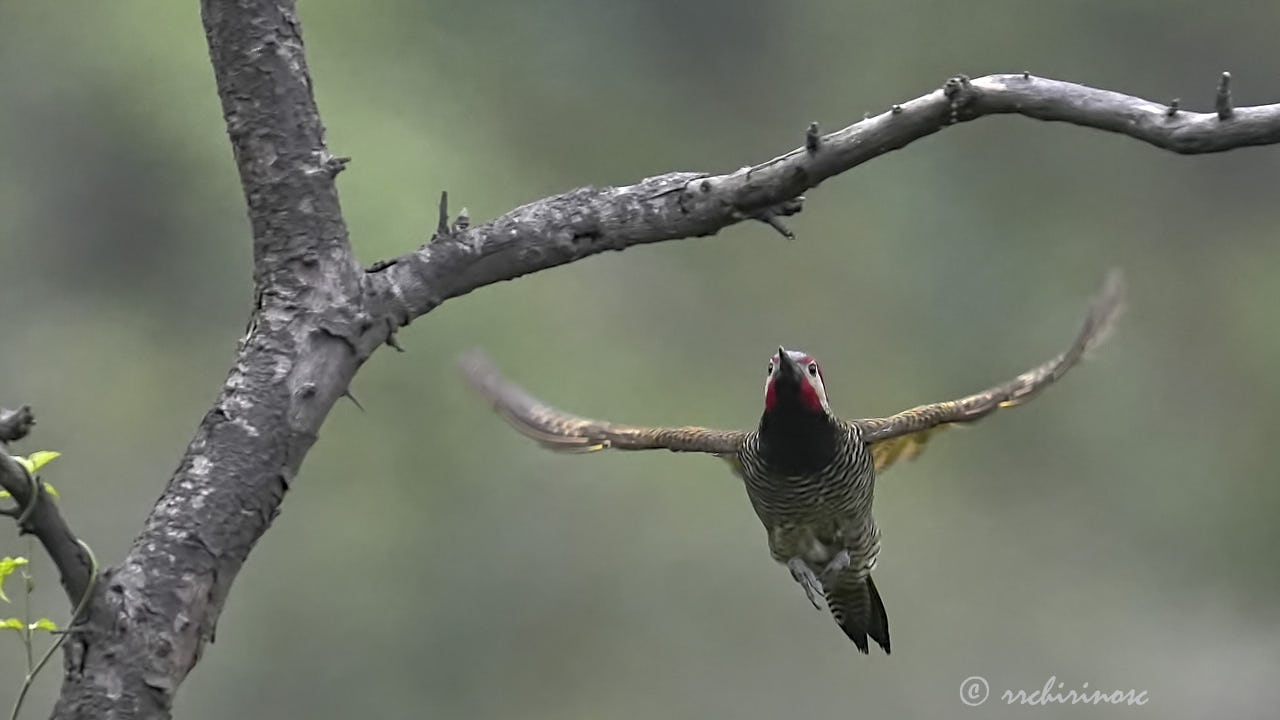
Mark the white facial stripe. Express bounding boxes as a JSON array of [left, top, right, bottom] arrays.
[[766, 348, 831, 413]]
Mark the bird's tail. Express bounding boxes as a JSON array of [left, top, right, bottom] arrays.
[[825, 571, 890, 654]]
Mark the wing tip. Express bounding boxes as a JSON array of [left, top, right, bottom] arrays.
[[458, 349, 615, 453], [1081, 268, 1126, 354], [458, 347, 497, 386], [459, 348, 530, 413]]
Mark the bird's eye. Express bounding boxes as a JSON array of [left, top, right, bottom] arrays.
[[807, 362, 819, 377], [767, 362, 774, 376]]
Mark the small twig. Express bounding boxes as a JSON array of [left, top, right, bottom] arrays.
[[452, 207, 470, 234], [754, 212, 794, 240], [805, 122, 821, 153], [13, 463, 39, 528], [384, 318, 405, 352], [9, 540, 98, 720], [0, 406, 34, 443], [745, 196, 804, 239], [0, 407, 94, 605], [21, 537, 33, 672], [772, 197, 805, 217], [1216, 72, 1233, 120], [325, 155, 351, 177], [364, 257, 397, 272], [341, 389, 365, 412], [435, 190, 450, 239], [45, 627, 92, 636], [943, 74, 973, 124]]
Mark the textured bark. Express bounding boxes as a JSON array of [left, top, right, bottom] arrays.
[[368, 73, 1280, 322], [48, 2, 385, 718], [1, 2, 1272, 719]]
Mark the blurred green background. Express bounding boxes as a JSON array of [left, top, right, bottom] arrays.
[[2, 1, 1279, 718]]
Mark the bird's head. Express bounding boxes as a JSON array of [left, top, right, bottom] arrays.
[[764, 347, 830, 415]]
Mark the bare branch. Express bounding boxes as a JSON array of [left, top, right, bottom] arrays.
[[0, 408, 94, 607], [368, 72, 1280, 322], [0, 406, 34, 442]]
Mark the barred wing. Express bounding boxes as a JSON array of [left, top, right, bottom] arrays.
[[460, 350, 747, 455], [853, 270, 1124, 472]]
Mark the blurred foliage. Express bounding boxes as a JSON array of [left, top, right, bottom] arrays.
[[2, 1, 1279, 718]]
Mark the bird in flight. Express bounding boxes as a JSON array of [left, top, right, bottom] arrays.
[[460, 271, 1123, 654]]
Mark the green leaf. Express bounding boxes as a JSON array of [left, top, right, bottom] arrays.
[[0, 557, 30, 603], [0, 618, 23, 631], [41, 482, 59, 499], [26, 451, 60, 474], [29, 618, 57, 632], [9, 450, 61, 477]]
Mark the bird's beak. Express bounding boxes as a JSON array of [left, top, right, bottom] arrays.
[[775, 347, 799, 380]]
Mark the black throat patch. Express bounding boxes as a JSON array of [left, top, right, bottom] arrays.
[[758, 404, 840, 475]]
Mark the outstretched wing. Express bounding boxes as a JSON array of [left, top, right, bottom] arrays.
[[460, 350, 747, 455], [852, 270, 1125, 472]]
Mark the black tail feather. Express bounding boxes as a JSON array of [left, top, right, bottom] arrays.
[[828, 572, 891, 654], [866, 575, 890, 654]]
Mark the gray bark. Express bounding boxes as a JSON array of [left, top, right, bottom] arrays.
[[371, 72, 1280, 321]]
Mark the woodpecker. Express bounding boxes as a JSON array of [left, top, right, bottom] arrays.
[[460, 272, 1123, 653]]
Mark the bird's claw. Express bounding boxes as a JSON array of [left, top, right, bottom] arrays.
[[787, 558, 825, 610], [823, 550, 852, 581]]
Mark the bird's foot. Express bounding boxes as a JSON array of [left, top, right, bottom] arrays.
[[787, 558, 825, 610]]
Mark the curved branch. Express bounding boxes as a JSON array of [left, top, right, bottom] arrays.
[[369, 72, 1280, 320], [0, 407, 93, 606]]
